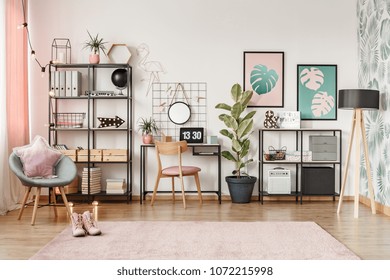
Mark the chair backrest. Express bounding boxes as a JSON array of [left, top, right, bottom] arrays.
[[9, 152, 77, 187], [155, 140, 188, 155], [155, 141, 188, 171]]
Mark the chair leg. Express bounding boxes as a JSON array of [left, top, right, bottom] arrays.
[[179, 175, 186, 209], [151, 174, 161, 206], [17, 186, 32, 221], [50, 188, 58, 218], [31, 187, 41, 225], [194, 173, 203, 204], [171, 177, 175, 203], [58, 187, 72, 219]]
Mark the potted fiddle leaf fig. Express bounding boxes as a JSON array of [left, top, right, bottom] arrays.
[[215, 83, 257, 203]]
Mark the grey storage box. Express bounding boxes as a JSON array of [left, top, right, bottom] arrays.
[[309, 135, 337, 161], [302, 166, 335, 195]]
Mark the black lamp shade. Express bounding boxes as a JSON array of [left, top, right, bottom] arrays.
[[338, 89, 379, 109]]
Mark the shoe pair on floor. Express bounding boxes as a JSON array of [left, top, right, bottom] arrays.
[[71, 211, 101, 237]]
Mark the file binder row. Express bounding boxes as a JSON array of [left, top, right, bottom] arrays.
[[50, 71, 81, 97]]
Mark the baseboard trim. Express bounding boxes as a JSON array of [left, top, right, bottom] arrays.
[[360, 195, 390, 216]]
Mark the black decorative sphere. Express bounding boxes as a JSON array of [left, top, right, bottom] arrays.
[[111, 68, 128, 88]]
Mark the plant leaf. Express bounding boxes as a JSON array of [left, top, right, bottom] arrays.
[[215, 103, 231, 111], [222, 151, 236, 162], [231, 102, 243, 120], [221, 115, 238, 130], [219, 129, 234, 139], [241, 90, 253, 106], [242, 111, 256, 122], [232, 138, 241, 153], [237, 119, 253, 139], [231, 83, 241, 102]]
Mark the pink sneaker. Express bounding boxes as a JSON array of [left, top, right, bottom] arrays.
[[71, 213, 86, 237], [82, 211, 101, 236]]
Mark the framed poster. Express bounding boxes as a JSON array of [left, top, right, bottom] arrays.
[[243, 51, 284, 107], [297, 64, 337, 120]]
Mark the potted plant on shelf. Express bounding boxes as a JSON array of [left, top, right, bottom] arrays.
[[83, 30, 107, 64], [215, 83, 257, 203], [138, 117, 159, 144]]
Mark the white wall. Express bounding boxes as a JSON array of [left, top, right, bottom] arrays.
[[28, 0, 359, 197]]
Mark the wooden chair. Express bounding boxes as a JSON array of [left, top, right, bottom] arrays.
[[151, 141, 202, 208]]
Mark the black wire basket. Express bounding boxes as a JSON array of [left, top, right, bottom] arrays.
[[53, 113, 86, 128]]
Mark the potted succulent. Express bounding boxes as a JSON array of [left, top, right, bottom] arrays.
[[138, 117, 159, 144], [83, 30, 107, 64], [215, 83, 257, 203]]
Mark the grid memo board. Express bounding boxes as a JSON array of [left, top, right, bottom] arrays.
[[152, 82, 207, 141]]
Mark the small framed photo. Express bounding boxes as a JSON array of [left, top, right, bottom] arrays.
[[297, 64, 337, 120], [243, 51, 284, 107], [277, 111, 300, 129]]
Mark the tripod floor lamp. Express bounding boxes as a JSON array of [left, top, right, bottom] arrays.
[[337, 89, 379, 218]]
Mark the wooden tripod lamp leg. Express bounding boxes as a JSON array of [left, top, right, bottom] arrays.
[[338, 110, 357, 214], [360, 110, 376, 214], [354, 109, 362, 218]]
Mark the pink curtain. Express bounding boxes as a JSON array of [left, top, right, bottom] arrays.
[[0, 0, 29, 215], [6, 0, 29, 151]]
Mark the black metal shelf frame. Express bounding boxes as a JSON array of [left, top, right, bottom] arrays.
[[48, 63, 133, 203], [258, 128, 342, 204]]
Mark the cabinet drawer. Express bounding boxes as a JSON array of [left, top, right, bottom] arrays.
[[309, 136, 337, 145], [310, 144, 337, 153], [312, 152, 337, 161]]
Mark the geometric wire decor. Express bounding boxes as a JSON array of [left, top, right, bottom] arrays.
[[152, 82, 207, 141]]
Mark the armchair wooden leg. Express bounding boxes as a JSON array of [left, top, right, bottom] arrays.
[[31, 187, 41, 225], [194, 173, 203, 204], [51, 188, 58, 218], [18, 186, 32, 221], [58, 187, 72, 219]]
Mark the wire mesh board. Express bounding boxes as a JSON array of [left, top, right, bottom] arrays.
[[152, 82, 207, 141]]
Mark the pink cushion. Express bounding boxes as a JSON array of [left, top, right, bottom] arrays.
[[13, 135, 63, 178], [162, 166, 201, 176]]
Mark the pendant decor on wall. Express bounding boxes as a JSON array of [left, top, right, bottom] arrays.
[[263, 110, 279, 129], [152, 82, 207, 142], [97, 116, 125, 128]]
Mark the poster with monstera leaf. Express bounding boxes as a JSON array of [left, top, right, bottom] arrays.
[[243, 52, 284, 107], [297, 64, 337, 120]]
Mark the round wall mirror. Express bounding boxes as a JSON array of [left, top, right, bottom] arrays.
[[168, 101, 191, 125]]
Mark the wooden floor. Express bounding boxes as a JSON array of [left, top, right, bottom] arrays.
[[1, 198, 390, 260]]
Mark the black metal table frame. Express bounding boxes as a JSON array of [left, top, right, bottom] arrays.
[[140, 143, 222, 204]]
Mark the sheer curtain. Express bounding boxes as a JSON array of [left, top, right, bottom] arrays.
[[0, 0, 29, 215]]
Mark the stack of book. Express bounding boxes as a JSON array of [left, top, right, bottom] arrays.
[[82, 167, 102, 194], [106, 178, 126, 194]]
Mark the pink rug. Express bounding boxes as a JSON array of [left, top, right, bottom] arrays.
[[30, 221, 359, 260]]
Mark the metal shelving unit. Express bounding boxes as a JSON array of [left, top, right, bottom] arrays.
[[48, 63, 133, 203], [258, 128, 342, 204]]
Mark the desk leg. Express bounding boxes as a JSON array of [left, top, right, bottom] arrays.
[[140, 146, 144, 204], [218, 145, 221, 204]]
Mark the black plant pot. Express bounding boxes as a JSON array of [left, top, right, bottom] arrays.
[[225, 176, 257, 203]]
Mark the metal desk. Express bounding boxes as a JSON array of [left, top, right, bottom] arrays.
[[140, 143, 221, 204]]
